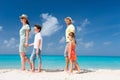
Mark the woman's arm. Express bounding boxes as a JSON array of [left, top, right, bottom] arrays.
[[24, 30, 30, 47]]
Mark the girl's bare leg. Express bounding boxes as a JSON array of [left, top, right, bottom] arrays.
[[69, 60, 73, 73], [73, 63, 78, 70], [73, 61, 80, 73]]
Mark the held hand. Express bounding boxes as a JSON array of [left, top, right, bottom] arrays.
[[24, 43, 28, 47], [28, 44, 31, 46], [29, 43, 33, 46]]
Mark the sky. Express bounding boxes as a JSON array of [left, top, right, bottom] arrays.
[[0, 0, 120, 56]]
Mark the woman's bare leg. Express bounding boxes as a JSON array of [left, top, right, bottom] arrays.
[[20, 52, 25, 71], [25, 56, 32, 69]]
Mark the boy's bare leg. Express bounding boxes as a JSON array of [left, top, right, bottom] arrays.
[[31, 62, 35, 72], [37, 64, 41, 72]]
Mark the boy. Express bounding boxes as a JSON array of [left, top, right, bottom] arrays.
[[29, 24, 42, 72]]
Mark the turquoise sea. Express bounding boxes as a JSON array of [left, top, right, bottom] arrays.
[[0, 54, 120, 70]]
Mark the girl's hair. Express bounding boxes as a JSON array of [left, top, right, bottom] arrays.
[[69, 32, 77, 44]]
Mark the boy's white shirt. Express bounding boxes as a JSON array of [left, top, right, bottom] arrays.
[[34, 32, 42, 50]]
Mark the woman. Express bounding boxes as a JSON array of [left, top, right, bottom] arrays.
[[19, 14, 32, 71]]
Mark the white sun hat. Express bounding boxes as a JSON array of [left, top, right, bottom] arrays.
[[64, 17, 73, 22], [19, 14, 28, 19]]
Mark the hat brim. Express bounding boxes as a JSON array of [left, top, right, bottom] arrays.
[[19, 16, 28, 19]]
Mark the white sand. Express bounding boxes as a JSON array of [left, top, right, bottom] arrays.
[[0, 69, 120, 80]]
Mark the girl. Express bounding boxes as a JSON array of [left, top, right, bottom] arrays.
[[68, 32, 80, 73], [19, 14, 32, 71]]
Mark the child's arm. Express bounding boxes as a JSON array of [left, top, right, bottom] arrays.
[[36, 39, 41, 55], [29, 43, 34, 46]]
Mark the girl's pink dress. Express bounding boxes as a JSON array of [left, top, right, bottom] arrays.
[[67, 42, 76, 61]]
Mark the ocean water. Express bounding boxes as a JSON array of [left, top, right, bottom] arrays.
[[0, 54, 120, 70]]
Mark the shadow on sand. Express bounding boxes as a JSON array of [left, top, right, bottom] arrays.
[[42, 69, 95, 74]]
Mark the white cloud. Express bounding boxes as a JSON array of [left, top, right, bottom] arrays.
[[48, 42, 54, 47], [77, 39, 94, 48], [80, 18, 90, 28], [76, 19, 93, 49], [84, 41, 94, 48], [103, 41, 112, 45], [41, 13, 62, 36], [58, 45, 64, 50], [77, 18, 90, 33], [0, 26, 3, 31], [59, 36, 65, 43], [77, 26, 82, 32], [3, 37, 19, 48], [77, 38, 83, 42], [44, 42, 54, 53]]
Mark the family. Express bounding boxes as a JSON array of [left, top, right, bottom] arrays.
[[19, 14, 80, 73]]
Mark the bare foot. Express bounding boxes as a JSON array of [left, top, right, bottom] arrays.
[[36, 70, 41, 73], [68, 71, 73, 75], [30, 69, 35, 72], [37, 69, 41, 73], [77, 71, 80, 74], [21, 68, 25, 71], [64, 68, 68, 72]]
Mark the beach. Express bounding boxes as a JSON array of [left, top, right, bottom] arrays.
[[0, 69, 120, 80], [0, 55, 120, 80]]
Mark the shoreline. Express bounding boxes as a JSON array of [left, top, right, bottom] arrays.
[[0, 69, 120, 80], [1, 54, 120, 57]]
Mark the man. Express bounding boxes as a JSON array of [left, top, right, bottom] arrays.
[[64, 17, 75, 71]]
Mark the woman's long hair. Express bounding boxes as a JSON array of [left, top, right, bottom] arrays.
[[26, 20, 30, 25], [26, 19, 31, 31]]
